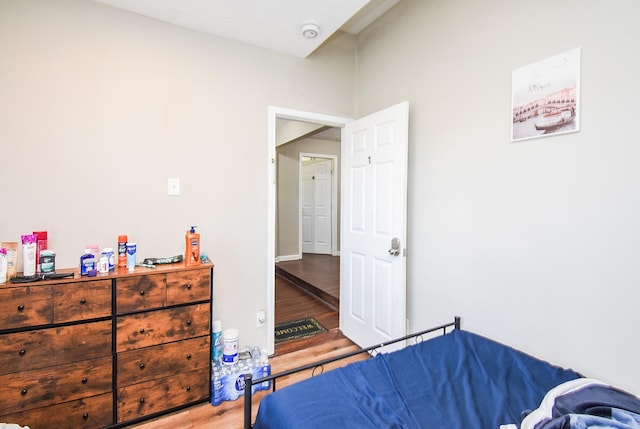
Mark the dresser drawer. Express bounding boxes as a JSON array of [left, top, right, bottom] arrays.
[[0, 286, 52, 330], [117, 368, 209, 423], [166, 269, 210, 305], [0, 356, 112, 414], [117, 274, 167, 313], [116, 303, 210, 352], [0, 320, 112, 375], [53, 279, 112, 323], [0, 392, 113, 429], [117, 336, 210, 386]]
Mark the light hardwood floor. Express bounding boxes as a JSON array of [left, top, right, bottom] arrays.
[[132, 267, 364, 429], [131, 337, 367, 429], [275, 254, 340, 310]]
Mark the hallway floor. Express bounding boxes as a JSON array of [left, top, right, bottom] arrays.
[[274, 253, 342, 355], [275, 253, 339, 309]]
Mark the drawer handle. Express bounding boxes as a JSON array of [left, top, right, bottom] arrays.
[[185, 283, 192, 290], [21, 389, 28, 396], [139, 290, 145, 296], [19, 349, 26, 356], [186, 320, 192, 326], [139, 363, 145, 369], [83, 413, 89, 420], [139, 328, 145, 334], [186, 353, 192, 360], [80, 298, 87, 305], [82, 377, 88, 384], [17, 305, 24, 312], [139, 398, 145, 404], [186, 385, 191, 392]]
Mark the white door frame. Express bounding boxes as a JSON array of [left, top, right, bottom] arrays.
[[267, 106, 351, 355], [299, 153, 338, 257]]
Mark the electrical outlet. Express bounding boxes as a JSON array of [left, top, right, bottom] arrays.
[[256, 309, 266, 327]]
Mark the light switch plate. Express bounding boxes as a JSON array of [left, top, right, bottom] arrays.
[[167, 178, 181, 196]]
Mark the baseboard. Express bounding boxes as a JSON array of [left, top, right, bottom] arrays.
[[275, 254, 301, 263]]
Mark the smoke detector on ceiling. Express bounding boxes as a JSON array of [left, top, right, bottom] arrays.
[[301, 22, 320, 39]]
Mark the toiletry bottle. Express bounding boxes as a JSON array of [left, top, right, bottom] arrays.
[[33, 231, 47, 274], [185, 226, 201, 266], [126, 242, 137, 271], [102, 248, 115, 271], [117, 235, 128, 268], [212, 320, 223, 362], [0, 248, 7, 284], [87, 244, 99, 261], [80, 249, 96, 276], [1, 242, 18, 279], [21, 234, 38, 277]]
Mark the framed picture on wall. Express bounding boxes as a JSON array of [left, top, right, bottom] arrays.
[[511, 47, 581, 142]]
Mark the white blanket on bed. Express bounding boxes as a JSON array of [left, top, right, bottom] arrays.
[[517, 378, 640, 429]]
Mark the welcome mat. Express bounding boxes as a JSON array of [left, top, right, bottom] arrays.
[[275, 317, 327, 344]]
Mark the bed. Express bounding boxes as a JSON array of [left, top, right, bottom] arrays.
[[243, 318, 640, 429]]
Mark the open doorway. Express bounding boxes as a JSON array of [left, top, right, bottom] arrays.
[[266, 107, 351, 354], [276, 145, 339, 260], [274, 127, 341, 352], [267, 102, 410, 355]]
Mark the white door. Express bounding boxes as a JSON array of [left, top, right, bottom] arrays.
[[302, 158, 332, 254], [340, 101, 409, 352]]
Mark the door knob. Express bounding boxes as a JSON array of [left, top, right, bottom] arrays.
[[388, 237, 401, 256]]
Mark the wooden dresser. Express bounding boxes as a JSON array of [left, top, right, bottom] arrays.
[[0, 262, 213, 429]]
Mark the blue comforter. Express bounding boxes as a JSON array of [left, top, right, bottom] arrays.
[[253, 330, 581, 428]]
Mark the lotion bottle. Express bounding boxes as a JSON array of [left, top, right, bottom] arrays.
[[185, 226, 201, 266], [0, 248, 7, 284], [21, 234, 37, 277]]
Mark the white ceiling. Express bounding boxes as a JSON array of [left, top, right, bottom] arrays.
[[91, 0, 401, 58]]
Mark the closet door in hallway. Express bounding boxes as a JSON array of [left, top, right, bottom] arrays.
[[301, 157, 333, 255]]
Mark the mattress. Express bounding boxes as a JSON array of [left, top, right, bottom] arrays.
[[253, 330, 581, 429]]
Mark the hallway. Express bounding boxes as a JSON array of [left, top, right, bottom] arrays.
[[274, 254, 342, 355]]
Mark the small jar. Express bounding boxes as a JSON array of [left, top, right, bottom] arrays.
[[98, 256, 109, 274], [101, 248, 115, 271], [40, 250, 55, 274]]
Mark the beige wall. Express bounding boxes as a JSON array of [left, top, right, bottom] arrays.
[[355, 0, 640, 393], [276, 138, 340, 258], [0, 0, 355, 347], [4, 0, 640, 395]]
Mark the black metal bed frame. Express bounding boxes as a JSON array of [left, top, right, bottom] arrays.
[[242, 316, 461, 429]]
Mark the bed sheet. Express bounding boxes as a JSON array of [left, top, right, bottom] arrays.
[[520, 378, 640, 429], [253, 330, 581, 429]]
